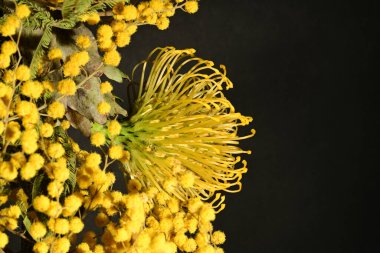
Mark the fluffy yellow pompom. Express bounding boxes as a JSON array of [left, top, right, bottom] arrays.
[[63, 51, 89, 77], [111, 21, 126, 33], [77, 174, 92, 190], [63, 61, 80, 77], [90, 132, 106, 147], [47, 101, 65, 119], [15, 4, 31, 19], [103, 50, 121, 67], [115, 31, 131, 47], [71, 51, 90, 66], [29, 153, 45, 170], [54, 218, 70, 235], [0, 232, 8, 249], [108, 145, 124, 160], [185, 1, 199, 13], [150, 233, 176, 253], [119, 150, 131, 164], [85, 12, 100, 25], [51, 237, 70, 253], [97, 24, 113, 39], [97, 101, 111, 114], [199, 204, 215, 222], [61, 120, 71, 130], [197, 245, 215, 253], [20, 163, 38, 181], [15, 100, 36, 117], [188, 198, 203, 214], [30, 221, 47, 239], [69, 217, 84, 233], [21, 129, 39, 154], [76, 243, 91, 252], [100, 81, 113, 94], [126, 25, 138, 35], [58, 78, 77, 95], [76, 35, 91, 49], [63, 194, 83, 217], [135, 232, 151, 248], [1, 41, 17, 56], [85, 153, 102, 168], [5, 121, 21, 144], [0, 195, 7, 205], [0, 54, 10, 69], [5, 205, 21, 218], [53, 164, 69, 182], [21, 80, 44, 99], [47, 143, 65, 159], [40, 123, 54, 138], [2, 70, 15, 83], [33, 242, 49, 253], [150, 0, 164, 12], [0, 15, 20, 37], [45, 200, 63, 218], [124, 5, 138, 21], [47, 181, 64, 198], [15, 65, 31, 81], [156, 17, 170, 30], [179, 171, 195, 188], [114, 227, 130, 242], [33, 195, 51, 213], [183, 238, 197, 252], [48, 48, 63, 60], [174, 233, 187, 248], [211, 231, 226, 245], [108, 120, 121, 136]]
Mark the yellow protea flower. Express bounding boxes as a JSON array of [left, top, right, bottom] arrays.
[[120, 47, 255, 206]]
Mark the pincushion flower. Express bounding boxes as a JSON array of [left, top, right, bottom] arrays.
[[117, 47, 255, 205]]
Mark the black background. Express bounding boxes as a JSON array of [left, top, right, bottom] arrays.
[[115, 0, 374, 252]]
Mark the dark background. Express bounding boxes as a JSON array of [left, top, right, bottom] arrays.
[[115, 0, 374, 252]]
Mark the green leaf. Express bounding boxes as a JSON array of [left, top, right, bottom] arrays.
[[112, 135, 125, 145], [104, 93, 128, 116], [16, 199, 28, 215], [54, 125, 66, 140], [53, 126, 77, 195], [32, 174, 45, 200], [65, 108, 93, 137], [0, 14, 9, 25], [103, 65, 129, 83], [62, 0, 91, 19], [43, 91, 53, 101], [19, 0, 54, 30], [63, 144, 77, 194], [53, 19, 77, 30], [91, 122, 105, 132], [65, 76, 107, 124], [88, 0, 129, 12], [23, 216, 32, 235], [30, 25, 53, 79]]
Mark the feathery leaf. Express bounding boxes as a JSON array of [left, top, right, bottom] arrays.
[[62, 0, 91, 19], [30, 25, 53, 79]]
